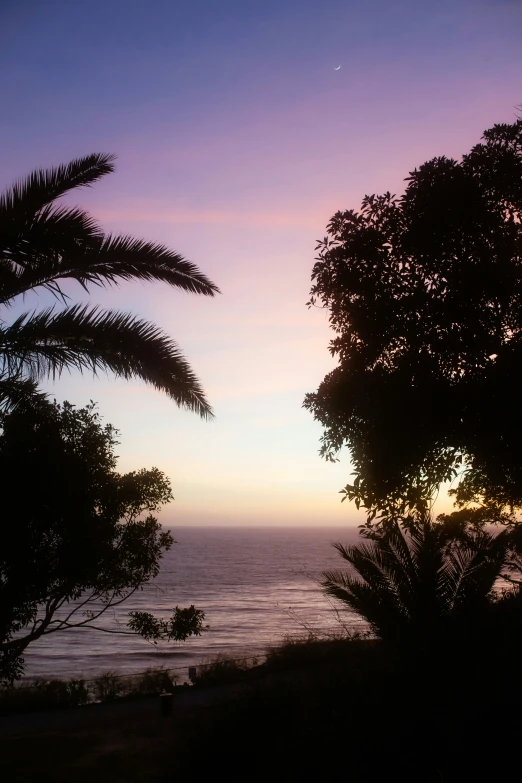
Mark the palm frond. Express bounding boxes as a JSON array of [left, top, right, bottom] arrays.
[[407, 522, 448, 615], [0, 305, 213, 419], [333, 541, 400, 598], [77, 234, 220, 295], [0, 374, 49, 414], [0, 153, 115, 221], [386, 523, 416, 580], [335, 530, 416, 610], [330, 539, 412, 622], [324, 517, 509, 641], [1, 222, 219, 303], [443, 529, 509, 611], [375, 525, 418, 606], [0, 204, 104, 302], [0, 153, 218, 415], [322, 568, 407, 637]]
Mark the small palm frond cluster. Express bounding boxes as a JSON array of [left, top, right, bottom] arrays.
[[0, 153, 219, 415], [322, 518, 509, 640]]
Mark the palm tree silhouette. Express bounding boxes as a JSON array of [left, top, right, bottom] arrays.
[[322, 517, 509, 641], [0, 153, 219, 415]]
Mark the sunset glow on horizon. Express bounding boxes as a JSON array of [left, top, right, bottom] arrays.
[[2, 0, 521, 525]]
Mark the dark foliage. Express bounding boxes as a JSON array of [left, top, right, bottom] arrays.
[[322, 515, 510, 641], [0, 399, 205, 683], [304, 117, 522, 518], [172, 631, 522, 783], [0, 153, 219, 417], [0, 667, 179, 714], [3, 635, 522, 780]]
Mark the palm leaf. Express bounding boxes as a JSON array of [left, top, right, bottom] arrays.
[[407, 522, 449, 617], [324, 517, 508, 641], [335, 529, 416, 610], [322, 568, 408, 637], [0, 160, 219, 302], [374, 525, 418, 607], [0, 230, 219, 303], [443, 529, 508, 611], [329, 539, 411, 619], [0, 374, 49, 413], [0, 204, 105, 302], [0, 305, 213, 419], [0, 153, 218, 415], [332, 541, 401, 598], [0, 153, 115, 221]]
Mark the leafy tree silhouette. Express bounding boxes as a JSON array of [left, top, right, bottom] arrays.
[[0, 399, 205, 683], [304, 116, 522, 520]]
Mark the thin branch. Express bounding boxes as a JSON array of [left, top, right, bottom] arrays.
[[43, 586, 140, 633], [43, 622, 137, 636]]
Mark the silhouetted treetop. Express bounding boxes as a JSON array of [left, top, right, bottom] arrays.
[[0, 400, 205, 684], [304, 117, 522, 519]]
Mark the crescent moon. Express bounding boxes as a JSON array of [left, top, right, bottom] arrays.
[[334, 65, 341, 70]]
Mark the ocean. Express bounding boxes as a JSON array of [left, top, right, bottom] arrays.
[[22, 526, 366, 681]]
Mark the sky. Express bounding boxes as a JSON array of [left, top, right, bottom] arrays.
[[1, 0, 521, 526]]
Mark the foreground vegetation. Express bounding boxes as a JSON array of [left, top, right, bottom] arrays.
[[0, 152, 216, 683], [0, 666, 181, 715], [0, 637, 356, 713], [2, 633, 522, 781], [0, 401, 205, 684]]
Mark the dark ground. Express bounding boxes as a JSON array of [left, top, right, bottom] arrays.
[[1, 641, 521, 782]]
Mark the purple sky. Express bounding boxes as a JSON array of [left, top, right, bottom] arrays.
[[2, 0, 521, 525]]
